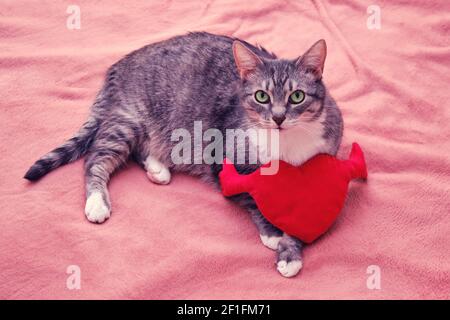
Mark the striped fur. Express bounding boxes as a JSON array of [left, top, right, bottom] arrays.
[[24, 116, 98, 181], [24, 32, 343, 277]]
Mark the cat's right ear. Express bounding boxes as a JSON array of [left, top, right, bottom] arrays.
[[232, 41, 263, 79]]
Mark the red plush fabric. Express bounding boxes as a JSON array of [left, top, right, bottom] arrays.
[[220, 143, 368, 243]]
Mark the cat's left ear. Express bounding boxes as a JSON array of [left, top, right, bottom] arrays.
[[296, 39, 327, 80], [233, 41, 263, 79]]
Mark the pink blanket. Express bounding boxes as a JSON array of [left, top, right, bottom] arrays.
[[1, 0, 449, 299]]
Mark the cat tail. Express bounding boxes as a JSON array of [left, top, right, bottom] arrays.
[[24, 116, 99, 181], [348, 143, 368, 180]]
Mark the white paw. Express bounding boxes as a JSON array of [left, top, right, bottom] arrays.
[[146, 168, 171, 185], [277, 260, 303, 278], [145, 156, 171, 185], [85, 192, 110, 223], [260, 234, 282, 250]]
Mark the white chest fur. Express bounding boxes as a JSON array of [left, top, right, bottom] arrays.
[[250, 113, 328, 166], [278, 119, 328, 166]]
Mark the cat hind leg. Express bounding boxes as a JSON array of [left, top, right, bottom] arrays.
[[84, 125, 133, 223]]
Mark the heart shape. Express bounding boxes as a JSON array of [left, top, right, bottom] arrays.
[[219, 143, 367, 243]]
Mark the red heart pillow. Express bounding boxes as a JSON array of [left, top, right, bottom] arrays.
[[219, 143, 367, 243]]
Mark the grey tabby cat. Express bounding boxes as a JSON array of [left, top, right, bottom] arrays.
[[25, 32, 343, 277]]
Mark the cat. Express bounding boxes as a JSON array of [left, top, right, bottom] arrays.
[[24, 32, 343, 277]]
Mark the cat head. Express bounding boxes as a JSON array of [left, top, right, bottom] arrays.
[[233, 40, 327, 130]]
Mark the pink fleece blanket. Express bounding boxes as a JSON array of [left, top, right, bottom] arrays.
[[1, 0, 449, 299]]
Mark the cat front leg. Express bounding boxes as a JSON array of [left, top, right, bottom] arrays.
[[251, 208, 304, 278], [276, 233, 303, 277], [228, 189, 285, 252], [144, 156, 171, 185], [248, 208, 283, 250]]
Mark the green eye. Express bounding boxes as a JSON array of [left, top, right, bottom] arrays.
[[289, 90, 305, 104], [255, 90, 270, 104]]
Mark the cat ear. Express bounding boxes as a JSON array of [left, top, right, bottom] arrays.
[[296, 39, 327, 79], [232, 41, 263, 79]]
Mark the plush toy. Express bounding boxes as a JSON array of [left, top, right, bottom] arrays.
[[219, 143, 368, 243]]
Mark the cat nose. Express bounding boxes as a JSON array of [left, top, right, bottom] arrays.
[[272, 115, 286, 126]]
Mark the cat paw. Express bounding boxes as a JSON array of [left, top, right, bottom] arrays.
[[260, 234, 282, 250], [146, 168, 171, 185], [277, 260, 303, 278], [276, 234, 303, 277], [85, 192, 110, 223], [145, 156, 171, 185]]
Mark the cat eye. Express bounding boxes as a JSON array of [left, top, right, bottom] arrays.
[[289, 90, 305, 104], [255, 90, 270, 104]]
